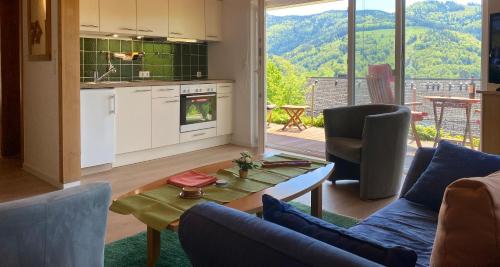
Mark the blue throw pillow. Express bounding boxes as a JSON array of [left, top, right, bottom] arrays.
[[405, 141, 500, 212], [262, 195, 417, 267]]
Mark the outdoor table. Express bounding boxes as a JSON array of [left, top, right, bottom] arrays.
[[281, 105, 309, 131], [424, 96, 480, 149]]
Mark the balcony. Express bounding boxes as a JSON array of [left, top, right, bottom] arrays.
[[266, 77, 482, 171]]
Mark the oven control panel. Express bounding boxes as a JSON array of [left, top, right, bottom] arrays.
[[180, 84, 217, 95]]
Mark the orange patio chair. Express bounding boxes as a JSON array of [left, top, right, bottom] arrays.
[[366, 64, 428, 148]]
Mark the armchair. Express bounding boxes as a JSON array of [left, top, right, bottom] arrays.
[[0, 183, 111, 267], [324, 104, 411, 199]]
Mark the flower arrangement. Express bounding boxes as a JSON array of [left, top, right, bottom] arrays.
[[233, 152, 259, 178]]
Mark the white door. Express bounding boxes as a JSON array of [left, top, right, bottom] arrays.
[[205, 0, 222, 41], [152, 97, 180, 148], [169, 0, 205, 40], [137, 0, 169, 37], [217, 93, 232, 136], [80, 0, 100, 32], [81, 90, 116, 167], [100, 0, 137, 35], [116, 87, 152, 154]]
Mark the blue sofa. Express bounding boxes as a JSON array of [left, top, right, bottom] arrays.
[[179, 148, 439, 267], [0, 183, 111, 267]]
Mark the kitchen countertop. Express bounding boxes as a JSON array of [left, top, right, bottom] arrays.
[[80, 79, 234, 89]]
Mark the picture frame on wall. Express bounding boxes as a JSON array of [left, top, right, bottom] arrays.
[[28, 0, 51, 61]]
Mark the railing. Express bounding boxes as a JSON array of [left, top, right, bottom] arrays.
[[304, 77, 481, 137]]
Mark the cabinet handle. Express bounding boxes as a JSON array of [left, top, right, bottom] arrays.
[[158, 88, 175, 91], [138, 29, 154, 32], [193, 132, 206, 137], [109, 95, 116, 114], [120, 27, 137, 31], [207, 35, 218, 38], [218, 96, 230, 99], [164, 100, 180, 103], [186, 94, 216, 98], [135, 89, 151, 93], [81, 24, 99, 28], [170, 32, 183, 35]]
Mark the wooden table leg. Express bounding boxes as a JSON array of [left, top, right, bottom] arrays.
[[292, 110, 303, 131], [295, 109, 307, 129], [464, 105, 473, 149], [311, 185, 322, 219], [147, 227, 161, 267], [282, 108, 294, 130], [433, 103, 445, 148]]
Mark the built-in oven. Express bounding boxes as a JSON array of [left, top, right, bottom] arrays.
[[180, 84, 217, 133]]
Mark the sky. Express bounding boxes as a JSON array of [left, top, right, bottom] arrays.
[[267, 0, 482, 16]]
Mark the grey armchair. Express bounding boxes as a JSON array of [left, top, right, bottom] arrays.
[[324, 104, 411, 199], [0, 183, 111, 267]]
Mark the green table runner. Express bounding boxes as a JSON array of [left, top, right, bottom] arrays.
[[110, 154, 328, 231]]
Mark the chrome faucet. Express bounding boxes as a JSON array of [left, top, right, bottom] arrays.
[[94, 52, 117, 82]]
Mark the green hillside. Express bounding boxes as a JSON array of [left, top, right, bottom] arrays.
[[266, 1, 482, 79]]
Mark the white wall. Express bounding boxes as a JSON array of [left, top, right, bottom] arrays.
[[22, 0, 61, 185], [208, 0, 259, 147]]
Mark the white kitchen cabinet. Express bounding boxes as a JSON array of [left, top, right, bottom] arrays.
[[137, 0, 169, 37], [169, 0, 205, 40], [205, 0, 222, 41], [216, 83, 233, 136], [100, 0, 137, 35], [80, 0, 100, 32], [180, 128, 217, 143], [116, 87, 152, 154], [81, 89, 116, 167], [152, 97, 180, 148]]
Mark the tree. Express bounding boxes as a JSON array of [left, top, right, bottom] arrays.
[[266, 56, 307, 106]]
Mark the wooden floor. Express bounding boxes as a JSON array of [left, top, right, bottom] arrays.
[[0, 157, 55, 203], [0, 144, 398, 244]]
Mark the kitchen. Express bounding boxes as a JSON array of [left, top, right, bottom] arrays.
[[80, 0, 234, 171]]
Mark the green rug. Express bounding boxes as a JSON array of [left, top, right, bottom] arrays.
[[104, 203, 359, 267]]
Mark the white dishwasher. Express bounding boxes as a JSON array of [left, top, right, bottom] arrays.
[[81, 89, 116, 168]]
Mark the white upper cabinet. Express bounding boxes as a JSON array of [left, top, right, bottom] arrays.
[[205, 0, 222, 41], [100, 0, 137, 35], [80, 0, 100, 32], [137, 0, 169, 37], [169, 0, 205, 40]]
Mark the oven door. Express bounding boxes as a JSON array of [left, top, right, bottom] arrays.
[[180, 93, 217, 132]]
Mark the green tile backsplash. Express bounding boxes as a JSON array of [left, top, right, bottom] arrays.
[[80, 37, 208, 82]]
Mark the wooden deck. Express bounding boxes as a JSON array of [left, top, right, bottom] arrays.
[[267, 123, 432, 173]]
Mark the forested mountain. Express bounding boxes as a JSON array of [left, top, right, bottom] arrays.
[[266, 1, 482, 79]]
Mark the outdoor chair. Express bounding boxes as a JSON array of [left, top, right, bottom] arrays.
[[366, 64, 428, 148], [324, 104, 411, 200]]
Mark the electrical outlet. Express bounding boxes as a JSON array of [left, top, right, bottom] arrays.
[[196, 71, 202, 78], [139, 71, 150, 78]]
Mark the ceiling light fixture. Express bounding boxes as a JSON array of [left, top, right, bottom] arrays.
[[167, 37, 199, 43]]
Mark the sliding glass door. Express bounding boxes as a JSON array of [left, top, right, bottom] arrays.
[[404, 0, 482, 148], [354, 0, 396, 105]]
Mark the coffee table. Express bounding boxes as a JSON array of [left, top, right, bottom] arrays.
[[113, 152, 334, 267]]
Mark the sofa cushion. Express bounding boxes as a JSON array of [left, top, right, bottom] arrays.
[[326, 137, 362, 163], [349, 199, 438, 267], [262, 195, 417, 267], [405, 141, 500, 211], [430, 171, 500, 266]]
